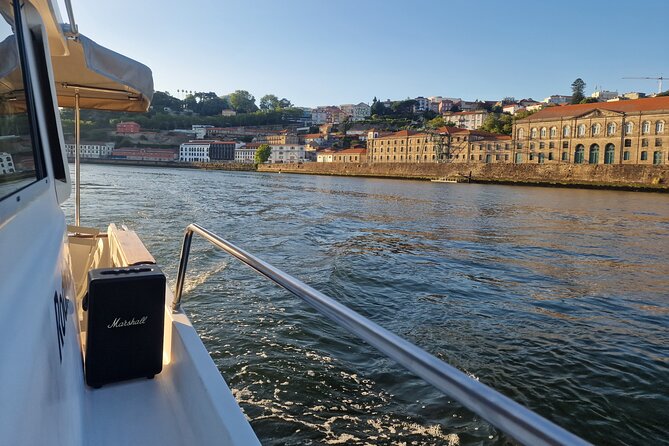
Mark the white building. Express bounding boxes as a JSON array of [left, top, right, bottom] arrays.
[[311, 108, 327, 124], [340, 102, 371, 121], [441, 111, 488, 130], [502, 104, 525, 115], [591, 90, 619, 101], [542, 95, 572, 105], [413, 96, 429, 113], [235, 145, 257, 163], [0, 152, 15, 174], [316, 150, 335, 162], [192, 124, 214, 139], [65, 142, 115, 159], [269, 144, 306, 164], [179, 141, 210, 162]]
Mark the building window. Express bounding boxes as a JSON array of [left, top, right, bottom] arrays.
[[515, 153, 522, 164], [531, 128, 538, 139], [517, 143, 523, 149], [655, 138, 662, 147], [529, 153, 534, 161], [562, 151, 568, 161], [604, 144, 615, 164], [656, 121, 665, 134], [530, 143, 535, 150], [624, 139, 632, 147], [517, 128, 524, 139], [548, 152, 554, 160], [625, 122, 633, 135], [642, 138, 648, 147], [563, 125, 570, 137], [577, 124, 586, 136], [607, 122, 616, 136], [550, 127, 557, 138], [540, 127, 547, 138], [562, 141, 569, 149], [589, 144, 599, 164], [653, 151, 663, 164], [505, 154, 509, 161], [592, 123, 601, 136], [623, 151, 630, 161], [549, 142, 555, 149], [539, 142, 545, 149], [574, 145, 585, 163], [538, 153, 545, 163], [642, 121, 650, 134], [641, 151, 648, 161]]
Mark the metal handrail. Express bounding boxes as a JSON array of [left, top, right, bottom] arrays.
[[173, 224, 590, 446]]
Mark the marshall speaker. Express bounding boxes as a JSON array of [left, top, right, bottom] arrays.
[[85, 265, 166, 388]]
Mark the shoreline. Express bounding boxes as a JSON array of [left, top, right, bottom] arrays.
[[69, 158, 669, 192]]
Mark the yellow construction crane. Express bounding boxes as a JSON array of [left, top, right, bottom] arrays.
[[622, 76, 665, 93]]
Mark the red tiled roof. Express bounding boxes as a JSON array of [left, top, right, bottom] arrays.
[[338, 148, 367, 154], [517, 96, 669, 121]]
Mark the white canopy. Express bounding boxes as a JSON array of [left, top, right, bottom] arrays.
[[0, 25, 153, 112]]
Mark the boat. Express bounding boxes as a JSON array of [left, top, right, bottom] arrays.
[[0, 1, 589, 444]]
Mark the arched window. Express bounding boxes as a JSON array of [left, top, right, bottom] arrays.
[[656, 121, 664, 134], [653, 151, 663, 164], [625, 122, 633, 135], [577, 124, 586, 137], [574, 145, 585, 163], [592, 123, 601, 136], [531, 128, 538, 139], [607, 122, 616, 136], [517, 128, 525, 139], [550, 127, 557, 138], [563, 125, 570, 137], [604, 144, 615, 164], [540, 127, 547, 138], [589, 144, 600, 164], [642, 121, 650, 134]]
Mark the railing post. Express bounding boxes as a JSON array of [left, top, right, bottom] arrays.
[[173, 226, 194, 312]]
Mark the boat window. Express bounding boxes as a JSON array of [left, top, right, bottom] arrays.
[[0, 8, 44, 201]]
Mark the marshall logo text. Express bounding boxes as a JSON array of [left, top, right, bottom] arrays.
[[107, 316, 148, 329]]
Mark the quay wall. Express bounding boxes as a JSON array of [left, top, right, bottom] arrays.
[[258, 163, 669, 191], [68, 158, 256, 171]]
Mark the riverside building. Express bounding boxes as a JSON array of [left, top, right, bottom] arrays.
[[65, 142, 114, 159], [268, 144, 306, 163], [513, 96, 669, 165]]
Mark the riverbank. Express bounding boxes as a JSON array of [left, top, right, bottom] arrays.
[[70, 158, 669, 191], [68, 158, 256, 171], [258, 162, 669, 192]]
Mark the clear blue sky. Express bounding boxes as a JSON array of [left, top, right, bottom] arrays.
[[71, 0, 669, 107]]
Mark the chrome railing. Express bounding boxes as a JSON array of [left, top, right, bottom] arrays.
[[173, 223, 590, 446]]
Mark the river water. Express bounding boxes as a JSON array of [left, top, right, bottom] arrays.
[[64, 164, 669, 445]]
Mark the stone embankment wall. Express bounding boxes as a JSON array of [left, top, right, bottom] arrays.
[[71, 158, 256, 171], [258, 163, 669, 191]]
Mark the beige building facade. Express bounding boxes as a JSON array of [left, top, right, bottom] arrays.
[[367, 130, 446, 163], [513, 97, 669, 165]]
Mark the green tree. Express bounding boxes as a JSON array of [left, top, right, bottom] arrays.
[[371, 97, 386, 116], [259, 94, 280, 111], [514, 109, 537, 120], [229, 90, 258, 113], [254, 144, 271, 164], [579, 97, 598, 104], [480, 113, 513, 135], [571, 78, 586, 104], [278, 98, 292, 109]]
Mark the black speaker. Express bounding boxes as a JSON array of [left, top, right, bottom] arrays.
[[85, 265, 166, 388]]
